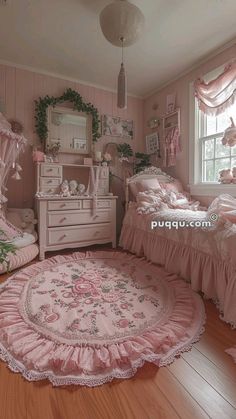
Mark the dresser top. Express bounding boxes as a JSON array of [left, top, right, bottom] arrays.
[[35, 195, 118, 201]]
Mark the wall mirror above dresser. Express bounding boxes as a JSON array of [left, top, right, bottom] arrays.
[[47, 106, 92, 155]]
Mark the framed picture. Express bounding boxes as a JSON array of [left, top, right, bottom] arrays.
[[102, 115, 134, 139], [146, 132, 159, 155], [166, 94, 176, 114], [73, 138, 87, 152]]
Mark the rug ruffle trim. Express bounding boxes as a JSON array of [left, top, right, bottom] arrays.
[[0, 251, 206, 387]]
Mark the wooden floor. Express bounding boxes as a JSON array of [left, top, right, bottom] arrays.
[[0, 250, 236, 419]]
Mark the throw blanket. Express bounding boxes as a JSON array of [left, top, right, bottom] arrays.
[[136, 189, 201, 214]]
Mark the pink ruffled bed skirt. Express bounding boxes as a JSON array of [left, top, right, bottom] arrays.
[[120, 225, 236, 363]]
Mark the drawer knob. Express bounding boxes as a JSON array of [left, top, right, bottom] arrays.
[[60, 217, 67, 223], [47, 168, 53, 172], [59, 234, 67, 240], [93, 215, 99, 219], [94, 231, 99, 236]]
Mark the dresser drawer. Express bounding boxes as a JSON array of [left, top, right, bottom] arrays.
[[48, 200, 82, 211], [48, 223, 111, 245], [40, 186, 60, 195], [83, 199, 111, 209], [40, 178, 61, 188], [40, 164, 62, 177], [48, 210, 111, 227]]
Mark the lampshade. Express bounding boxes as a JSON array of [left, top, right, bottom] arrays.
[[100, 0, 145, 47]]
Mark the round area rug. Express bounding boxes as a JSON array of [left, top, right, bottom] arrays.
[[0, 251, 205, 387]]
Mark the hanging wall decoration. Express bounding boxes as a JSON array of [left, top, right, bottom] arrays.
[[35, 88, 101, 147], [102, 115, 134, 139]]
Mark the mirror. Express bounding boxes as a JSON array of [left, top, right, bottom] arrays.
[[47, 106, 92, 154]]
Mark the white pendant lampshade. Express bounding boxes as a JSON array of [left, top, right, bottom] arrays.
[[100, 0, 145, 47], [100, 0, 144, 109]]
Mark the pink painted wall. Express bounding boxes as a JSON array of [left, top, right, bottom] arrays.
[[0, 64, 143, 208], [144, 44, 236, 204]]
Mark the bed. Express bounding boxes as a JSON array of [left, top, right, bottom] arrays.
[[120, 166, 236, 328]]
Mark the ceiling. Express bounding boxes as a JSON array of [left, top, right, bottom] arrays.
[[0, 0, 235, 97]]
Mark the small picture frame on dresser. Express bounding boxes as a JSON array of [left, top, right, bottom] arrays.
[[83, 157, 93, 166]]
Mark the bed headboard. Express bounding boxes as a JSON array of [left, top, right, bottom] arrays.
[[125, 166, 174, 212]]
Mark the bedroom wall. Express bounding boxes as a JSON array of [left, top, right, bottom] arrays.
[[144, 43, 236, 206], [0, 63, 144, 211]]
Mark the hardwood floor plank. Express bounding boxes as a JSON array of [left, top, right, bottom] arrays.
[[181, 347, 236, 408], [167, 357, 236, 419], [153, 367, 209, 419]]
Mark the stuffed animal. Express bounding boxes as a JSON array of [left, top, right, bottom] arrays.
[[222, 117, 236, 147], [69, 180, 78, 195], [60, 180, 71, 197], [219, 168, 233, 184], [78, 183, 86, 195], [231, 167, 236, 184], [21, 208, 38, 238]]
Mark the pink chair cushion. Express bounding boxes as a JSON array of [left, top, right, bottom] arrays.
[[0, 215, 22, 241], [0, 244, 39, 274]]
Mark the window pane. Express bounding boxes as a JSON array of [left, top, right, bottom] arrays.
[[217, 113, 230, 133], [231, 144, 236, 156], [203, 160, 214, 182], [215, 137, 230, 157], [231, 157, 236, 167], [215, 158, 231, 181], [203, 138, 214, 159], [206, 115, 217, 136]]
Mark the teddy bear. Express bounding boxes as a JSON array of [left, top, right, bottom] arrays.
[[218, 168, 233, 184], [69, 180, 78, 196], [60, 180, 71, 197], [21, 208, 38, 238]]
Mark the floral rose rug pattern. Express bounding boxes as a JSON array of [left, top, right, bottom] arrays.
[[0, 251, 205, 386]]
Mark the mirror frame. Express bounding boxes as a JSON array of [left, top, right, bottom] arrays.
[[47, 106, 92, 155], [34, 88, 101, 151]]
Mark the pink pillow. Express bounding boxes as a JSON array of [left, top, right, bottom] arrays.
[[137, 178, 160, 192], [0, 215, 22, 241], [221, 210, 236, 223]]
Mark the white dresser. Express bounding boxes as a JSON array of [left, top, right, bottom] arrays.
[[35, 163, 117, 260]]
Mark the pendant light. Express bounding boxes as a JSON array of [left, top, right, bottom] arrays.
[[100, 0, 145, 109]]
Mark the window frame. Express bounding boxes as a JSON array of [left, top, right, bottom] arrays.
[[189, 66, 236, 197]]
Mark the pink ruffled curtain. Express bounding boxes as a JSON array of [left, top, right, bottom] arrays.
[[194, 62, 236, 115]]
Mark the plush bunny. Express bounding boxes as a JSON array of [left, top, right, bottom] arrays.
[[60, 180, 71, 197], [218, 168, 233, 184], [69, 180, 78, 196], [21, 208, 38, 238]]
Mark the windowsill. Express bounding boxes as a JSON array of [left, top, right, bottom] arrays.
[[189, 183, 236, 197]]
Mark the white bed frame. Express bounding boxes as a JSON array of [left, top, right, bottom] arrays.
[[125, 166, 174, 212]]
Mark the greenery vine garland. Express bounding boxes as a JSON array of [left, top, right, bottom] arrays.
[[34, 88, 101, 146]]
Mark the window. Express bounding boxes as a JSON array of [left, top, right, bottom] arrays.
[[189, 65, 236, 196], [199, 102, 236, 182]]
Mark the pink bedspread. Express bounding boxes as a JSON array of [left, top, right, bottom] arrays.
[[120, 204, 236, 323]]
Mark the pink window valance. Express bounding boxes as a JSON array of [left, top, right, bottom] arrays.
[[194, 62, 236, 116]]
